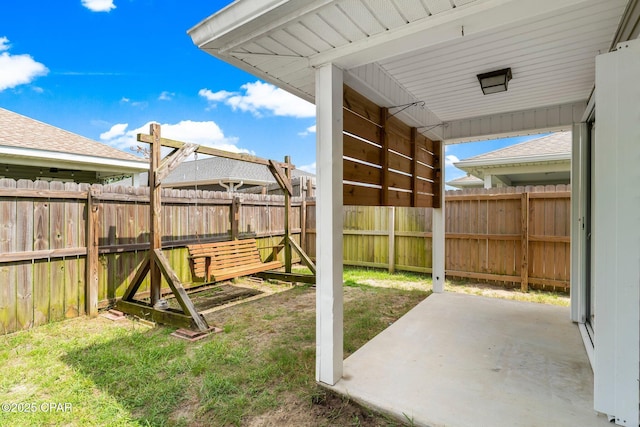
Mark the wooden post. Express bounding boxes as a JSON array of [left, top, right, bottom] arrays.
[[231, 196, 240, 240], [85, 189, 99, 317], [149, 123, 162, 305], [410, 128, 418, 207], [300, 199, 307, 254], [284, 155, 292, 273], [307, 177, 314, 198], [521, 192, 530, 292], [388, 206, 395, 273], [380, 108, 389, 205]]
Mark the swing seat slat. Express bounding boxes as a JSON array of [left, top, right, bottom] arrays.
[[187, 238, 282, 283]]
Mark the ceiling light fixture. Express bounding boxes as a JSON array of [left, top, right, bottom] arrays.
[[477, 68, 512, 95]]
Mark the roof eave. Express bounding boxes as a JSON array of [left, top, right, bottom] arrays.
[[454, 153, 571, 169], [0, 145, 149, 174]]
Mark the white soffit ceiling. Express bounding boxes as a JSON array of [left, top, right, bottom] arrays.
[[191, 0, 628, 123], [378, 0, 628, 121]]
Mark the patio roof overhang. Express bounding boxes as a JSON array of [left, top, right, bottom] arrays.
[[188, 1, 639, 425], [189, 0, 628, 144]]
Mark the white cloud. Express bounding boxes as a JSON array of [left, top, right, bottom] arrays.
[[100, 123, 128, 141], [158, 91, 174, 101], [0, 37, 48, 92], [198, 88, 234, 102], [445, 155, 460, 166], [200, 81, 315, 118], [298, 162, 316, 174], [82, 0, 116, 12], [298, 124, 316, 136], [120, 97, 130, 103], [99, 120, 247, 155]]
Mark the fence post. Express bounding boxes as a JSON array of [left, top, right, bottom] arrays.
[[520, 192, 529, 292], [231, 196, 240, 240], [300, 199, 307, 254], [388, 206, 395, 273], [85, 189, 99, 317], [284, 155, 292, 273]]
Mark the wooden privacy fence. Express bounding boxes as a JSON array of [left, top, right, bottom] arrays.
[[304, 185, 571, 292], [0, 179, 304, 335], [0, 178, 570, 335]]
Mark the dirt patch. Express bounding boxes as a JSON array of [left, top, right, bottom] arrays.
[[245, 389, 402, 427]]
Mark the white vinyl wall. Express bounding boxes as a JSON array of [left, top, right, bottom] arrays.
[[592, 39, 640, 427]]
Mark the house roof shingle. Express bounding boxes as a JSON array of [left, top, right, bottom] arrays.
[[0, 107, 143, 162], [460, 132, 571, 163]]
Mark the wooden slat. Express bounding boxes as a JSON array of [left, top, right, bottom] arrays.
[[416, 147, 435, 165], [387, 171, 412, 191], [343, 158, 382, 186], [343, 184, 381, 206], [138, 133, 292, 169], [415, 162, 435, 181], [344, 109, 382, 145], [15, 179, 34, 330], [342, 134, 380, 165], [387, 190, 411, 207], [414, 194, 434, 208], [0, 188, 87, 199], [0, 179, 17, 333], [388, 151, 412, 175], [343, 85, 381, 124], [415, 133, 434, 153]]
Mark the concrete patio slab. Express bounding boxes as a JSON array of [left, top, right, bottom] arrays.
[[329, 292, 609, 427]]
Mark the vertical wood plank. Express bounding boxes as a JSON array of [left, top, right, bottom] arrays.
[[85, 188, 99, 316], [0, 179, 17, 334], [284, 156, 292, 273], [15, 179, 34, 330], [521, 193, 529, 292], [33, 180, 50, 326], [63, 182, 79, 319], [48, 181, 65, 322]]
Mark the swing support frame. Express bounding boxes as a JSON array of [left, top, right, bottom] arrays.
[[116, 124, 315, 331]]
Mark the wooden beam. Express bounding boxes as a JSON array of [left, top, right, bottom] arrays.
[[283, 156, 292, 273], [121, 255, 150, 301], [137, 133, 293, 169], [152, 249, 209, 332], [156, 143, 199, 183], [432, 140, 442, 209], [230, 196, 240, 240], [149, 124, 162, 305], [85, 191, 99, 317], [255, 271, 316, 284], [288, 235, 316, 274], [380, 107, 389, 205], [411, 127, 418, 207], [116, 300, 200, 330], [268, 160, 293, 196], [0, 188, 87, 199]]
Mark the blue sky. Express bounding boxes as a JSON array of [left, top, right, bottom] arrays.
[[0, 0, 540, 183]]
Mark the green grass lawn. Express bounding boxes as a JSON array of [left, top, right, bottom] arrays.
[[0, 270, 429, 427]]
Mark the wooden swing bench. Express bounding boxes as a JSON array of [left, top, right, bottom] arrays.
[[187, 238, 283, 283]]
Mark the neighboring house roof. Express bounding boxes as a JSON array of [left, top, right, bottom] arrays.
[[446, 174, 484, 188], [140, 156, 314, 188], [0, 107, 148, 177], [448, 132, 571, 188]]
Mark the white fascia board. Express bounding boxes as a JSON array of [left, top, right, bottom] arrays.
[[188, 0, 334, 51], [188, 0, 288, 47], [443, 100, 586, 144], [0, 146, 148, 174], [309, 0, 591, 69], [455, 154, 571, 169], [201, 48, 315, 104]]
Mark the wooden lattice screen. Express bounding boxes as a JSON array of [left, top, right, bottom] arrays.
[[343, 85, 441, 208]]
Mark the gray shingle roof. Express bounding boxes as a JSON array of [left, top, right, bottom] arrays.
[[459, 132, 571, 163], [144, 156, 314, 185], [0, 107, 144, 162]]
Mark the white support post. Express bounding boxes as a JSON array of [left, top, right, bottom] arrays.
[[432, 141, 446, 293], [483, 174, 492, 189], [593, 40, 640, 427], [315, 63, 344, 385]]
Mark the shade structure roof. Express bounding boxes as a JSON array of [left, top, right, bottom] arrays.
[[189, 0, 633, 143]]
